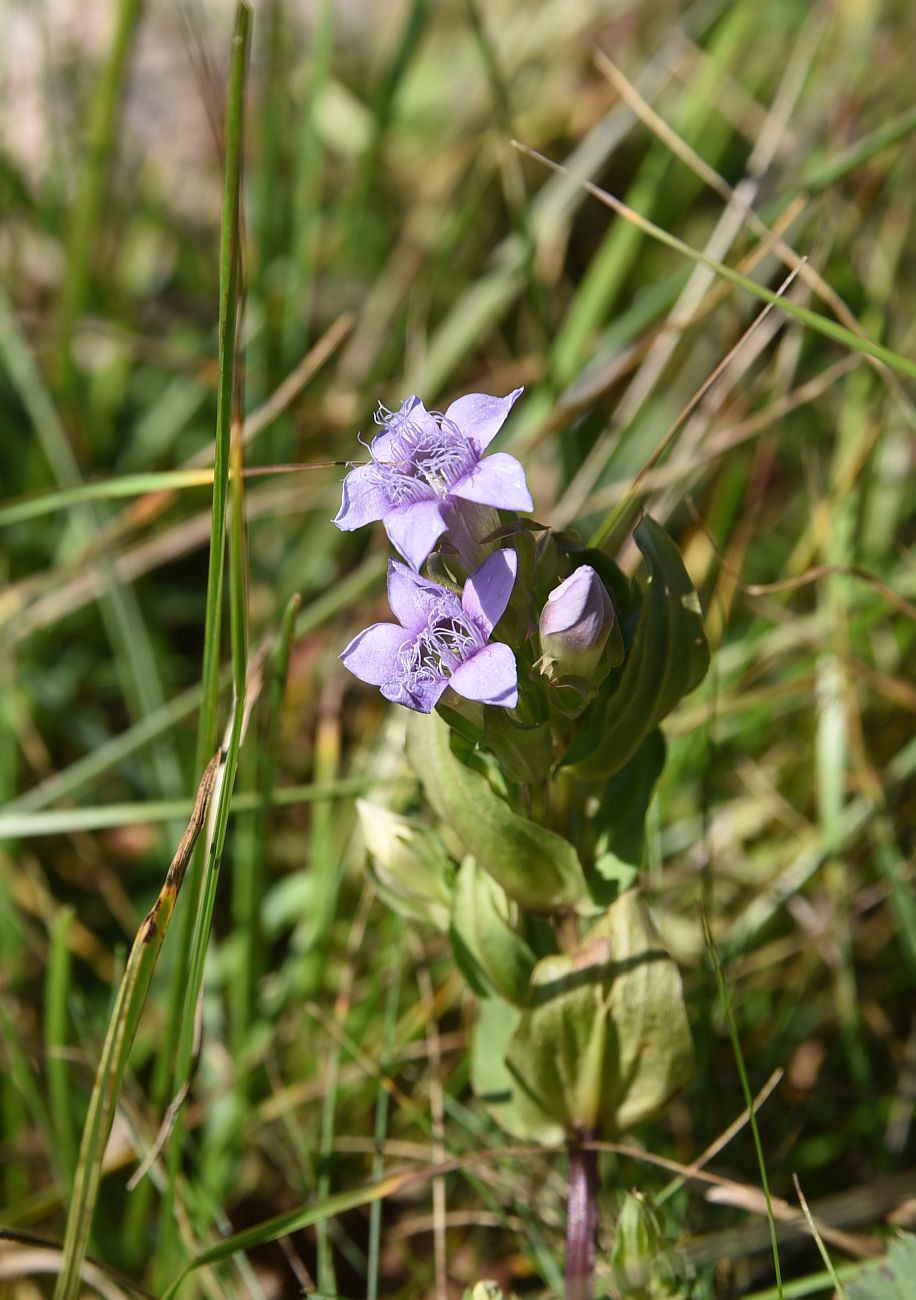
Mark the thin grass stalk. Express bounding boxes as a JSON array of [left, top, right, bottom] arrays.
[[281, 0, 333, 371], [366, 918, 404, 1300], [348, 0, 430, 255], [44, 906, 77, 1196], [702, 914, 784, 1300], [151, 3, 252, 1275], [0, 910, 27, 1212], [54, 0, 144, 393], [51, 753, 220, 1300], [231, 592, 301, 1079]]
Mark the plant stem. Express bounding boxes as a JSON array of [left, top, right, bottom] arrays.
[[566, 1132, 599, 1300]]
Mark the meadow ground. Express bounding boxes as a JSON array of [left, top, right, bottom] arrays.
[[1, 0, 915, 1296]]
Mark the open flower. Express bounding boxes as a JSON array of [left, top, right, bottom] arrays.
[[340, 549, 519, 712], [333, 390, 532, 570]]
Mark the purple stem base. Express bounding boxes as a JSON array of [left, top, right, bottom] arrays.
[[565, 1133, 599, 1300]]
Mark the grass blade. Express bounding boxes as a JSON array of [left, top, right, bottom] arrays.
[[512, 141, 916, 384], [702, 912, 784, 1299], [54, 0, 144, 393], [51, 752, 220, 1300], [150, 3, 252, 1275]]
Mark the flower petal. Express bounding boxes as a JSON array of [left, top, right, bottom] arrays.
[[449, 643, 518, 708], [382, 673, 448, 714], [384, 499, 448, 570], [444, 388, 523, 453], [462, 548, 518, 637], [371, 395, 439, 461], [340, 622, 409, 686], [449, 452, 533, 512], [387, 558, 457, 632], [333, 463, 388, 531]]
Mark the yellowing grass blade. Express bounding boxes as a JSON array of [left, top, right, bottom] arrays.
[[52, 751, 221, 1300]]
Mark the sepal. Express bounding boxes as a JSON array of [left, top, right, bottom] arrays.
[[504, 891, 693, 1139]]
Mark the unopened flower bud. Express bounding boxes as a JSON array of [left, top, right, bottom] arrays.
[[539, 566, 614, 680], [462, 1284, 510, 1300], [610, 1191, 684, 1299], [356, 800, 453, 930]]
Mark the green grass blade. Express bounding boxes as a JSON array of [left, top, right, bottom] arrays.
[[513, 141, 916, 384], [161, 1145, 548, 1300], [54, 0, 144, 392], [0, 471, 215, 528], [367, 918, 404, 1300], [4, 553, 384, 819], [196, 7, 250, 779], [349, 0, 430, 254], [0, 776, 409, 840], [43, 906, 77, 1195], [151, 5, 252, 1278], [702, 913, 784, 1300], [51, 752, 220, 1300], [231, 592, 301, 1074]]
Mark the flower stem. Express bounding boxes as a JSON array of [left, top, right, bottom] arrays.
[[566, 1131, 599, 1300]]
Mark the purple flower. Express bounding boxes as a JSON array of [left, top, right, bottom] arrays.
[[333, 389, 532, 570], [340, 549, 519, 713], [539, 565, 614, 680]]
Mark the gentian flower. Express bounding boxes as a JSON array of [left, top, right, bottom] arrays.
[[340, 549, 519, 713], [333, 389, 532, 570], [539, 565, 614, 680]]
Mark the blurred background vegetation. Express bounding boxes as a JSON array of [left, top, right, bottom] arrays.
[[1, 0, 915, 1295]]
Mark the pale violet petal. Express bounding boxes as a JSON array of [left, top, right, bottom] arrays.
[[444, 388, 523, 453], [449, 452, 533, 512], [462, 548, 518, 637], [387, 558, 457, 631], [384, 499, 448, 570], [333, 463, 388, 531], [340, 623, 408, 686], [371, 395, 439, 460], [449, 643, 518, 708], [382, 673, 448, 714]]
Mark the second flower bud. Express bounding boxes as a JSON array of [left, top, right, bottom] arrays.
[[538, 565, 615, 682]]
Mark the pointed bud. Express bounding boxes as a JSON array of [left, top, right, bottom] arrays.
[[356, 801, 453, 930], [610, 1191, 685, 1298], [539, 566, 614, 681]]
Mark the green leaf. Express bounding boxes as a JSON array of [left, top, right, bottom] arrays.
[[589, 729, 667, 904], [849, 1235, 916, 1300], [563, 516, 709, 780], [505, 891, 693, 1139], [406, 711, 588, 913], [451, 857, 536, 1005], [469, 996, 530, 1140], [481, 709, 554, 784]]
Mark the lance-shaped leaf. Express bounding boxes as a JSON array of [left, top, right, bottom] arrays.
[[451, 857, 536, 1005], [407, 710, 587, 913], [469, 996, 531, 1140], [589, 729, 667, 905], [505, 890, 693, 1141], [562, 516, 709, 780]]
